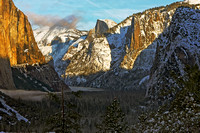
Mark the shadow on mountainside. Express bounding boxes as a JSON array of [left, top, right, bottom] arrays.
[[0, 57, 16, 90], [64, 27, 158, 90]]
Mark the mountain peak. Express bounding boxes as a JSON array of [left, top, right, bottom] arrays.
[[95, 19, 117, 35]]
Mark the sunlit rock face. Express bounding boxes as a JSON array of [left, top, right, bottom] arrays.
[[63, 37, 112, 76], [0, 0, 15, 89], [147, 7, 200, 101], [0, 0, 45, 66]]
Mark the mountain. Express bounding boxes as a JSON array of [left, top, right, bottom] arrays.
[[147, 6, 200, 101], [0, 0, 45, 90], [95, 19, 117, 35], [0, 0, 69, 91], [134, 6, 200, 132], [34, 26, 88, 62], [0, 0, 71, 127], [34, 2, 200, 90]]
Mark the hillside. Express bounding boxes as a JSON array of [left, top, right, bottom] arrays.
[[0, 92, 30, 130], [147, 6, 200, 101], [133, 6, 200, 132]]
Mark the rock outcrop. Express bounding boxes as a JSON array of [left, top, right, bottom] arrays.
[[95, 19, 117, 35], [134, 7, 200, 132], [0, 0, 45, 66], [147, 6, 200, 101], [63, 36, 112, 76]]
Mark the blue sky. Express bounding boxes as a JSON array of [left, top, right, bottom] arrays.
[[14, 0, 180, 30]]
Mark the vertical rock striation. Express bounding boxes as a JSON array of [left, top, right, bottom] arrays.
[[0, 0, 45, 66], [120, 2, 195, 69]]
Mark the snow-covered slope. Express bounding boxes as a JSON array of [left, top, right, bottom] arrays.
[[34, 27, 87, 46], [147, 6, 200, 101], [34, 27, 88, 61], [0, 93, 29, 125], [134, 7, 200, 132], [184, 0, 200, 4]]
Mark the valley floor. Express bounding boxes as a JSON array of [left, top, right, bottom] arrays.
[[0, 88, 146, 132], [0, 89, 47, 101], [0, 87, 104, 101], [69, 86, 104, 92]]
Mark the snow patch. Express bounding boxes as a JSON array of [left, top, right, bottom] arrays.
[[0, 98, 29, 123], [24, 49, 28, 53], [76, 77, 87, 84], [139, 75, 150, 85], [184, 0, 200, 4]]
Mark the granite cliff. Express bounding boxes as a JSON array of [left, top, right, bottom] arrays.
[[0, 0, 69, 91], [0, 0, 45, 66]]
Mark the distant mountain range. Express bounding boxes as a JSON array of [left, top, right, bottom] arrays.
[[34, 2, 200, 93]]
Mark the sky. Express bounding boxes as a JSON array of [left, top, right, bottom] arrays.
[[13, 0, 180, 30]]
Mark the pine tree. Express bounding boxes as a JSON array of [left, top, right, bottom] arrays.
[[46, 91, 82, 133], [96, 98, 129, 133], [134, 65, 200, 132], [171, 64, 200, 111]]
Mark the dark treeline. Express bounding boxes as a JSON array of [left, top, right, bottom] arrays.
[[0, 90, 146, 132]]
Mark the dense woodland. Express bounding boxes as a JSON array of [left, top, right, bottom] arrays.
[[0, 90, 147, 132]]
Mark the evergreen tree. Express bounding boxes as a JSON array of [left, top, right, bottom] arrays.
[[96, 98, 129, 133], [171, 64, 200, 111], [46, 91, 82, 133], [134, 65, 200, 132]]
